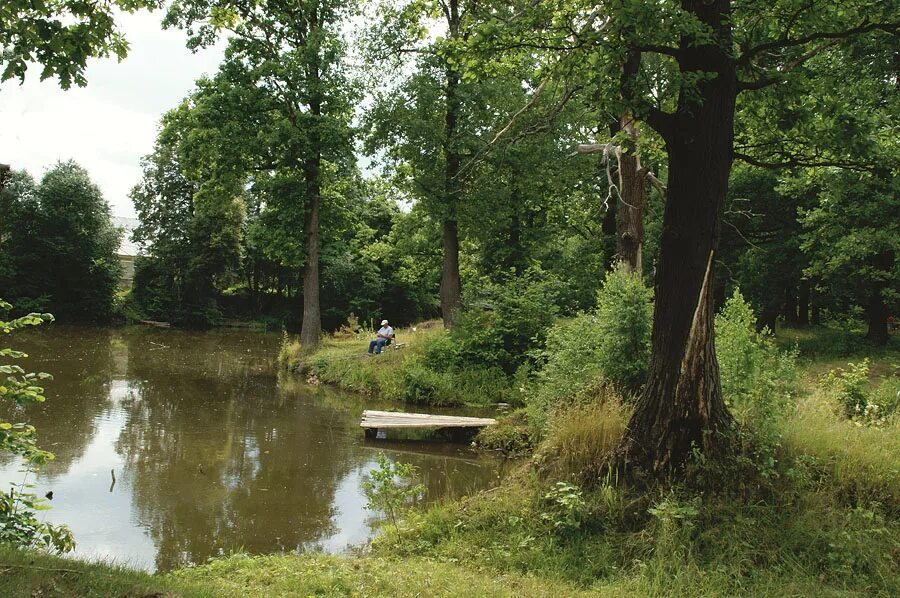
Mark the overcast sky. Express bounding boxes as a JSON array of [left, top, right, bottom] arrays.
[[0, 11, 226, 218]]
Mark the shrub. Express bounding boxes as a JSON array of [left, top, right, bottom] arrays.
[[820, 359, 899, 425], [474, 409, 536, 457], [715, 289, 799, 424], [526, 265, 651, 428], [592, 264, 653, 392], [399, 364, 450, 405], [711, 290, 800, 483], [528, 313, 606, 425], [430, 269, 564, 374]]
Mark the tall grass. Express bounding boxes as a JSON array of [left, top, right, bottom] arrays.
[[535, 395, 629, 485], [785, 389, 900, 510]]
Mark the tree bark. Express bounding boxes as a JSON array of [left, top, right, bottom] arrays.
[[618, 0, 736, 475], [300, 8, 322, 348], [615, 117, 647, 274], [865, 251, 892, 345], [865, 287, 888, 345], [440, 0, 463, 328]]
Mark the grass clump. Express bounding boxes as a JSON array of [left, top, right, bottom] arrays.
[[474, 408, 536, 457], [533, 398, 629, 485]]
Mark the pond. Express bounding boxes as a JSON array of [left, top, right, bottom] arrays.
[[0, 325, 503, 572]]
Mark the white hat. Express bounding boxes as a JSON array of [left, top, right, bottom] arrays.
[[381, 319, 388, 325]]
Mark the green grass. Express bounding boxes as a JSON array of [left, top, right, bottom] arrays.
[[0, 547, 601, 597], [0, 545, 210, 597], [775, 324, 900, 382], [170, 553, 601, 597]]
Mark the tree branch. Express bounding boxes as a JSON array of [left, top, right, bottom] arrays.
[[738, 38, 841, 91], [734, 151, 875, 172], [739, 20, 899, 65], [633, 44, 681, 59]]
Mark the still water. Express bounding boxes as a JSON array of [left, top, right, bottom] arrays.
[[1, 326, 501, 572]]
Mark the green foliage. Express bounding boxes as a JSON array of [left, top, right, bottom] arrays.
[[0, 162, 121, 322], [362, 453, 425, 544], [799, 168, 899, 340], [540, 482, 587, 533], [715, 289, 800, 421], [708, 290, 801, 482], [820, 359, 900, 425], [427, 270, 564, 375], [0, 300, 74, 553], [592, 265, 653, 392], [526, 265, 652, 428], [0, 1, 157, 89]]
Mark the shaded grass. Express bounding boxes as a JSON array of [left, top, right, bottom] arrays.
[[776, 325, 900, 382], [784, 388, 900, 511]]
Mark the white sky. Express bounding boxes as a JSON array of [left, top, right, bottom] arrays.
[[0, 11, 226, 218]]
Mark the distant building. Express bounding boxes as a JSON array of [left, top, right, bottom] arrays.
[[113, 217, 140, 288]]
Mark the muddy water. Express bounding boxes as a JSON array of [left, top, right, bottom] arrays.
[[0, 326, 501, 572]]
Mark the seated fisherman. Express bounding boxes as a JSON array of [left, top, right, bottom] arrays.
[[367, 320, 394, 355]]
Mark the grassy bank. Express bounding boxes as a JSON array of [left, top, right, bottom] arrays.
[[279, 321, 517, 407], [0, 547, 596, 597]]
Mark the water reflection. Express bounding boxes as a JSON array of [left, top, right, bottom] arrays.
[[1, 326, 500, 571]]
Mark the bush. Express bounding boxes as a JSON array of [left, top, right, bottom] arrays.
[[526, 265, 651, 428], [820, 359, 900, 425], [400, 364, 450, 405], [429, 270, 564, 375], [711, 290, 800, 483], [474, 409, 536, 457], [715, 289, 799, 424], [592, 264, 653, 392]]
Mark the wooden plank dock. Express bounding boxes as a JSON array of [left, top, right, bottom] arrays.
[[360, 410, 497, 435]]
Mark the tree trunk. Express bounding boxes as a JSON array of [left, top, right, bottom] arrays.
[[440, 0, 462, 328], [797, 279, 810, 326], [440, 219, 461, 327], [615, 117, 647, 274], [865, 251, 890, 345], [866, 287, 888, 345], [619, 0, 736, 475], [300, 165, 321, 347], [784, 287, 799, 325], [300, 9, 322, 348]]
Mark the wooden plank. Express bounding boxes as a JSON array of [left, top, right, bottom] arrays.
[[360, 410, 496, 429]]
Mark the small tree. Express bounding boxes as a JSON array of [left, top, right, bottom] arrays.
[[0, 300, 73, 552], [361, 453, 425, 544]]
